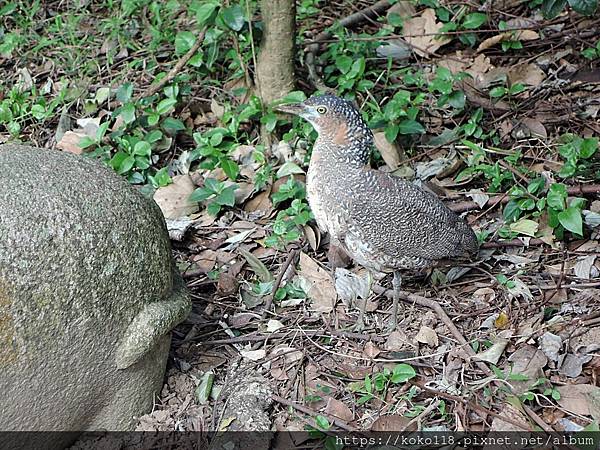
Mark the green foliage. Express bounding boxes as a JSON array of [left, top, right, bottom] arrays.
[[582, 40, 600, 59], [439, 8, 488, 47], [557, 135, 598, 178], [80, 81, 189, 186], [189, 177, 237, 215], [541, 0, 598, 18], [498, 21, 524, 52], [265, 197, 313, 249], [489, 82, 526, 100], [0, 84, 67, 137], [348, 364, 416, 405]]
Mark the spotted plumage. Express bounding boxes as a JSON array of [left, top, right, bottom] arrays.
[[276, 94, 478, 330]]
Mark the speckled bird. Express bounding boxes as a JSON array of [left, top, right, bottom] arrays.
[[277, 94, 478, 330]]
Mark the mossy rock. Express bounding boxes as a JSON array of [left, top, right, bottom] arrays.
[[0, 145, 190, 449]]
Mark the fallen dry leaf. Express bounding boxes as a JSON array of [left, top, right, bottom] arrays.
[[402, 8, 450, 57], [373, 131, 404, 170], [557, 384, 600, 419], [415, 325, 438, 347], [297, 252, 336, 313], [323, 398, 353, 422], [56, 130, 88, 154], [371, 415, 416, 431], [153, 174, 199, 219], [477, 30, 539, 52], [506, 344, 547, 394]]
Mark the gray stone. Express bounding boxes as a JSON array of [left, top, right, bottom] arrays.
[[0, 145, 191, 449]]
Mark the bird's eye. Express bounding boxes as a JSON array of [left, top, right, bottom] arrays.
[[316, 106, 328, 114]]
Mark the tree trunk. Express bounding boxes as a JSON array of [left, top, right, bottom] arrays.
[[255, 0, 296, 106]]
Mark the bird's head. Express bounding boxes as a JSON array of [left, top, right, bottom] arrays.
[[276, 95, 373, 158]]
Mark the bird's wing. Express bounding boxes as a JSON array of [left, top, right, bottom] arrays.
[[348, 171, 475, 262]]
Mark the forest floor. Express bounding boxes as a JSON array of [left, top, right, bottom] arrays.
[[2, 0, 600, 443]]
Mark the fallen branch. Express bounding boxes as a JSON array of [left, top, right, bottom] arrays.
[[135, 29, 206, 100], [305, 0, 393, 90], [272, 394, 357, 432], [372, 284, 492, 376], [412, 380, 531, 431], [262, 248, 299, 319], [449, 184, 600, 213]]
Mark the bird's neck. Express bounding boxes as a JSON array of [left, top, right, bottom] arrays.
[[312, 136, 372, 169]]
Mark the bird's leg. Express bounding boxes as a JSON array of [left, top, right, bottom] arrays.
[[353, 296, 366, 332], [388, 271, 402, 332]]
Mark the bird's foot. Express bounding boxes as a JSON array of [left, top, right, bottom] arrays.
[[352, 316, 366, 332], [385, 316, 398, 335]]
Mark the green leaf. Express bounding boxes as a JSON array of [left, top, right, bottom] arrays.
[[547, 183, 567, 210], [216, 185, 236, 206], [558, 207, 583, 236], [541, 0, 567, 18], [335, 55, 353, 74], [489, 87, 507, 98], [384, 124, 399, 143], [503, 199, 522, 223], [190, 187, 214, 202], [567, 0, 598, 15], [162, 117, 186, 132], [388, 12, 403, 27], [580, 137, 598, 158], [78, 136, 96, 149], [279, 91, 307, 104], [119, 103, 136, 123], [146, 129, 163, 143], [391, 364, 416, 383], [133, 140, 151, 156], [152, 167, 171, 187], [204, 177, 220, 193], [195, 2, 219, 25], [221, 4, 245, 31], [509, 83, 525, 95], [315, 415, 330, 431], [527, 177, 546, 194], [175, 31, 196, 55], [398, 119, 425, 134], [220, 158, 239, 180], [156, 98, 177, 115], [509, 218, 539, 237], [582, 48, 598, 59], [31, 104, 46, 120], [207, 202, 222, 216], [462, 12, 487, 29], [448, 90, 466, 109], [116, 82, 133, 103]]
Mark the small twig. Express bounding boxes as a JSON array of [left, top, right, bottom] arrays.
[[372, 284, 492, 376], [522, 404, 556, 433], [271, 394, 357, 432], [135, 29, 206, 100], [412, 380, 531, 431], [262, 249, 299, 319]]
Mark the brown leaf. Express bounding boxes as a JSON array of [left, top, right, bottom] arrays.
[[402, 9, 451, 57], [363, 341, 381, 359], [415, 325, 438, 347], [56, 130, 87, 155], [477, 30, 539, 52], [373, 132, 404, 170], [371, 415, 416, 431], [323, 398, 353, 422], [153, 174, 199, 219], [490, 402, 529, 431], [217, 272, 239, 296], [192, 249, 218, 273], [506, 345, 547, 394], [244, 189, 273, 215], [297, 252, 336, 313], [557, 384, 600, 419], [508, 63, 545, 87]]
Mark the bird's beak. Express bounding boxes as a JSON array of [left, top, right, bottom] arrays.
[[274, 103, 307, 116]]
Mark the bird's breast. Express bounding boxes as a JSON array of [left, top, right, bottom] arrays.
[[306, 161, 349, 245]]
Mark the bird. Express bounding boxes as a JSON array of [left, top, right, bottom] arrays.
[[276, 94, 479, 331]]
